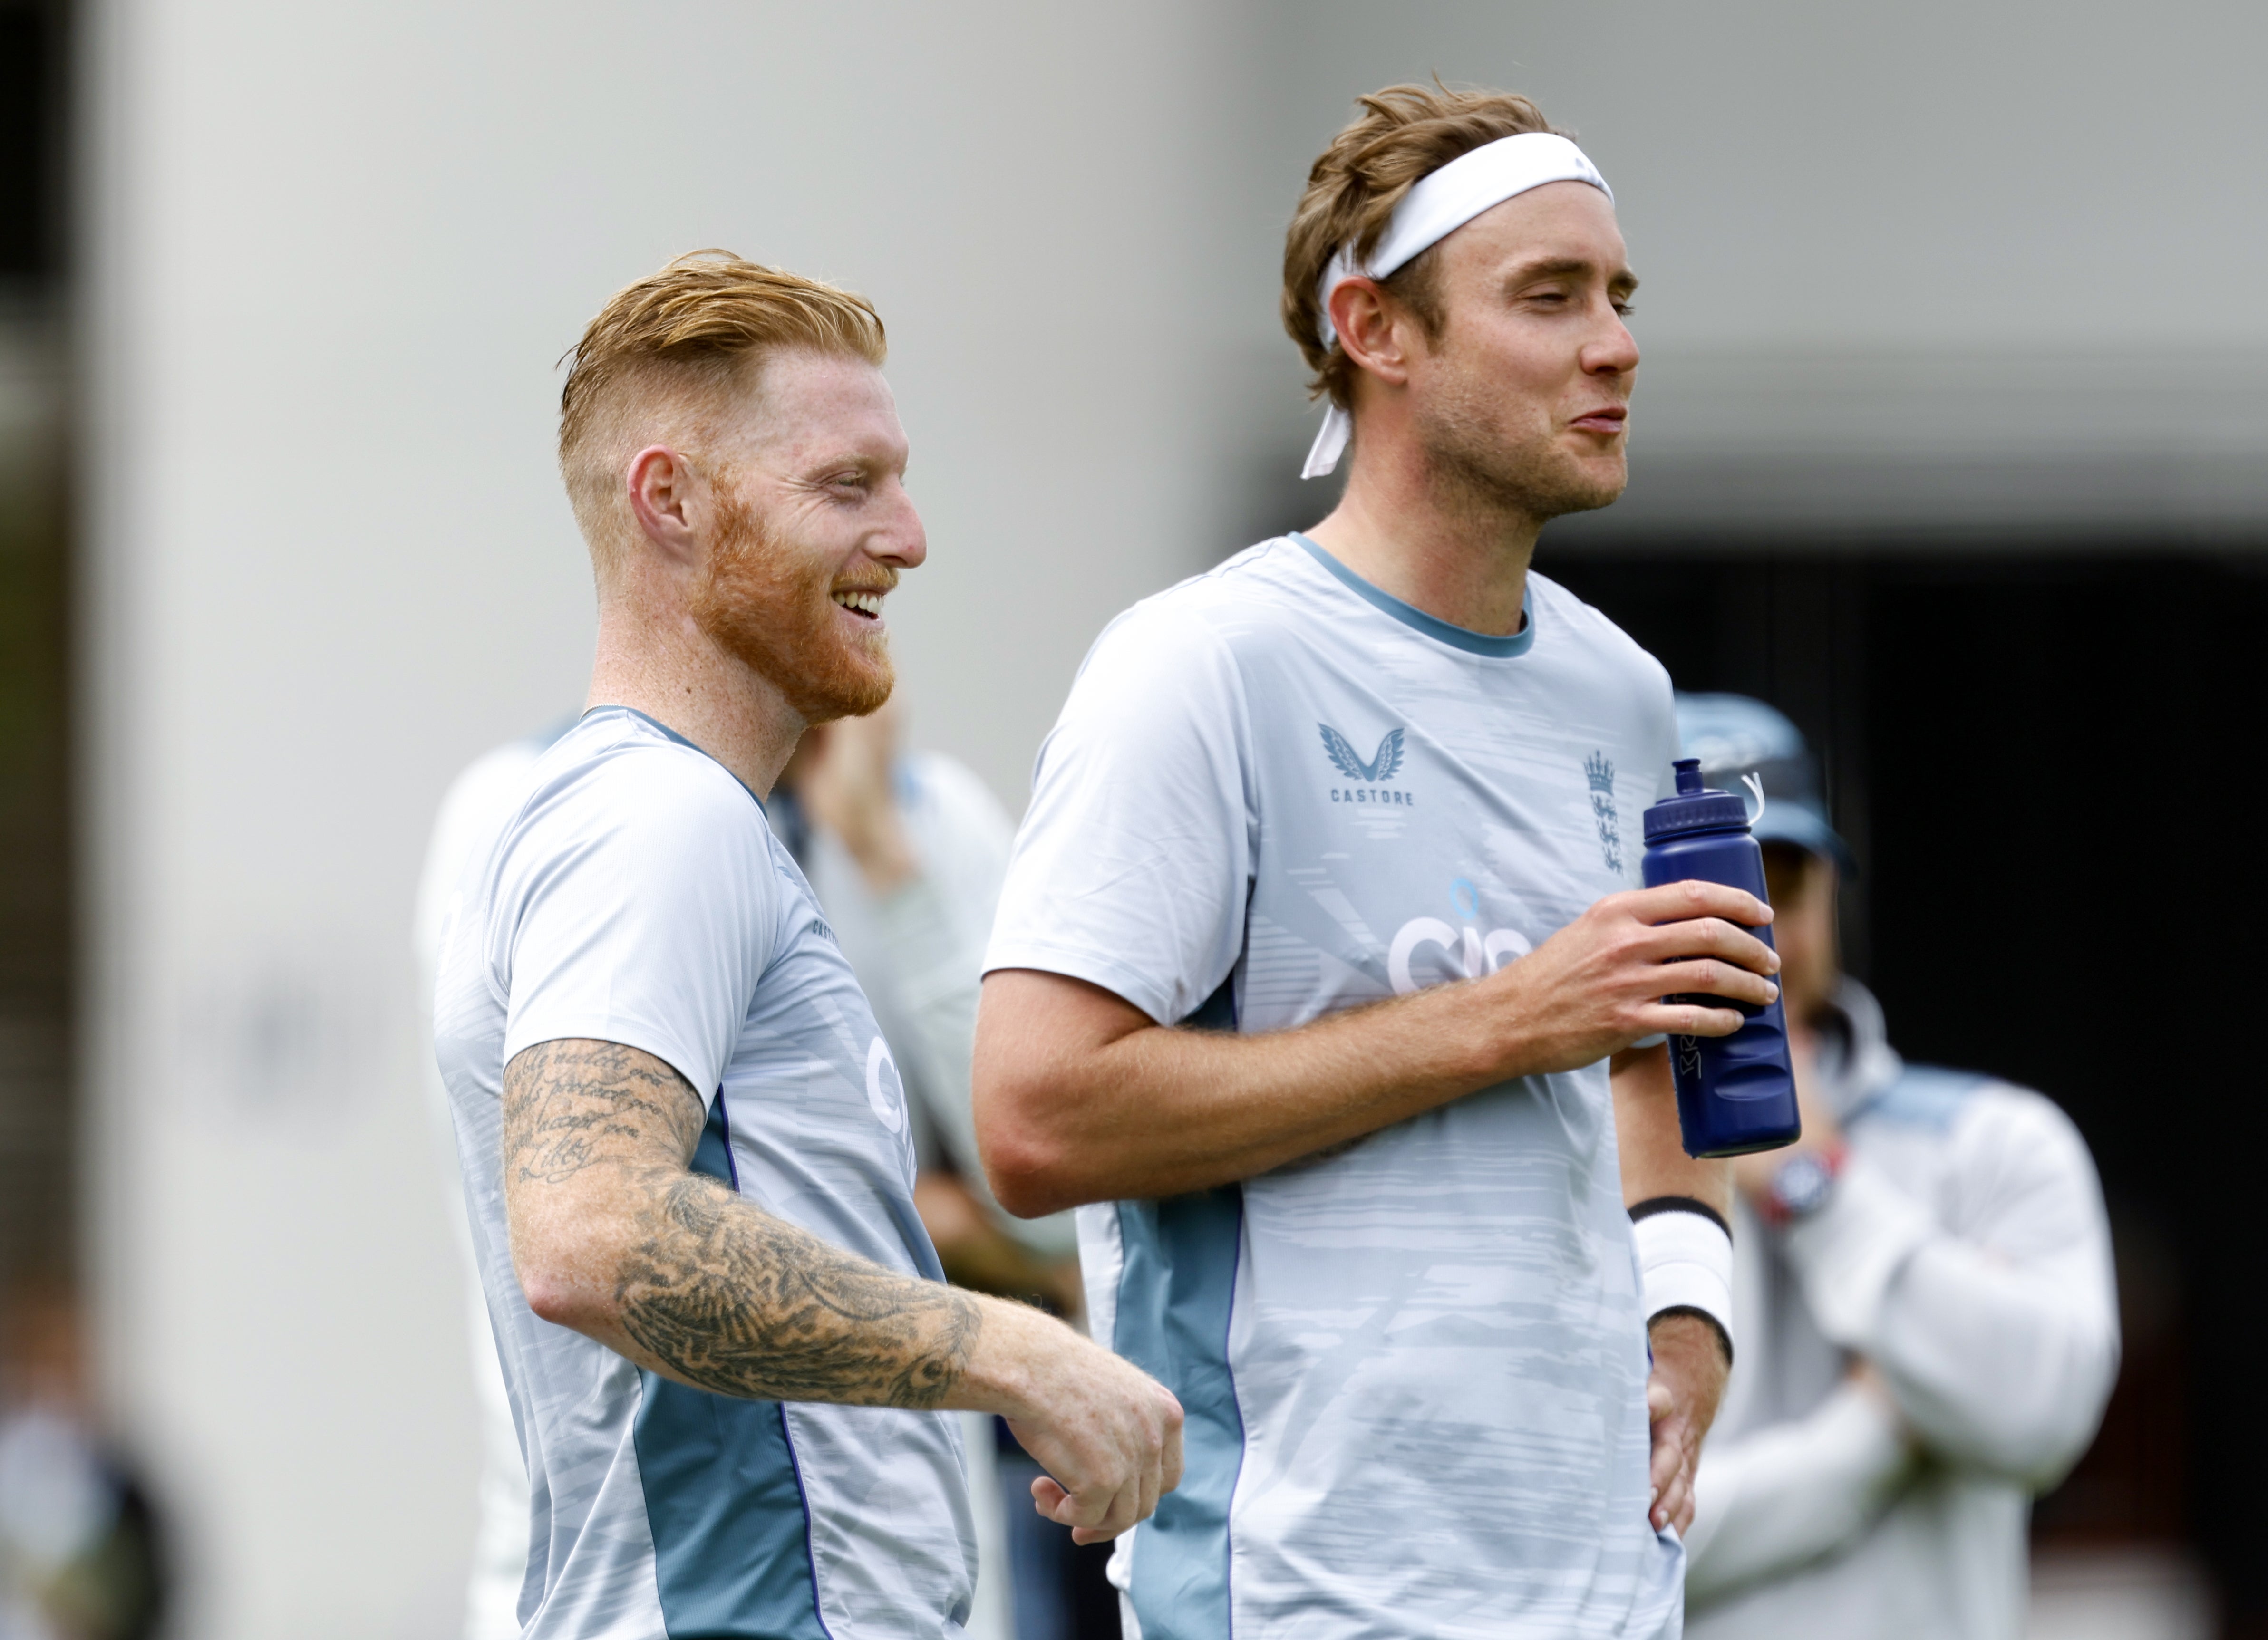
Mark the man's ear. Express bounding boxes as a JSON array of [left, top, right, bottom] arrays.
[[1329, 279, 1415, 390], [625, 445, 702, 566]]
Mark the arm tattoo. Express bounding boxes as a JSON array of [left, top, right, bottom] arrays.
[[503, 1039, 982, 1409], [503, 1039, 705, 1186], [615, 1175, 982, 1408]]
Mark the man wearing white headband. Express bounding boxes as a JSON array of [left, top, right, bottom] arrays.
[[976, 85, 1773, 1637]]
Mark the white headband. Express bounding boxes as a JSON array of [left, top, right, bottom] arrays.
[[1302, 130, 1614, 479]]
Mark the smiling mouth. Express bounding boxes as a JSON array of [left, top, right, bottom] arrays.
[[833, 588, 886, 620]]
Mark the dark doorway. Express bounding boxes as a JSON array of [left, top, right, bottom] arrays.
[[1542, 540, 2268, 1630]]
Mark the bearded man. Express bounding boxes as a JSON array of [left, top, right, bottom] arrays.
[[972, 87, 1775, 1638], [432, 251, 1182, 1640]]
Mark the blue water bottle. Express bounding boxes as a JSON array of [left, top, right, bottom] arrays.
[[1640, 759, 1803, 1158]]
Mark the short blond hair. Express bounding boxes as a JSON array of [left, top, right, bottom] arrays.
[[558, 250, 887, 541], [1281, 84, 1557, 410]]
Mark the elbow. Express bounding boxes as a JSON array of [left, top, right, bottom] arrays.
[[2016, 1332, 2124, 1486], [1976, 1407, 2106, 1492], [1909, 1333, 2122, 1488], [972, 1068, 1086, 1220], [513, 1245, 611, 1336], [2016, 1355, 2124, 1488], [520, 1272, 583, 1331], [980, 1124, 1084, 1220]]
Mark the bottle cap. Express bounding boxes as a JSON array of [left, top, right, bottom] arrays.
[[1643, 758, 1752, 844]]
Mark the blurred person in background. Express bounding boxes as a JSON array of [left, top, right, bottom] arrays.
[[1676, 693, 2119, 1640], [416, 721, 568, 1640], [773, 709, 1092, 1640], [0, 1281, 164, 1640], [429, 251, 1180, 1639], [974, 85, 1778, 1639], [771, 706, 1081, 1317], [418, 706, 1080, 1640]]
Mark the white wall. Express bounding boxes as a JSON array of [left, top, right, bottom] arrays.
[[81, 4, 1242, 1634], [81, 2, 2267, 1635]]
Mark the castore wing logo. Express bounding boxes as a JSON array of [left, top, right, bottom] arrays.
[[1319, 723, 1405, 783]]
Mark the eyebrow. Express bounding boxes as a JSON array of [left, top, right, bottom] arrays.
[[1505, 254, 1640, 295], [803, 447, 906, 480]]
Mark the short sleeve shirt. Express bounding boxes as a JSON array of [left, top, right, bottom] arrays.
[[986, 537, 1684, 1640], [434, 707, 974, 1640]]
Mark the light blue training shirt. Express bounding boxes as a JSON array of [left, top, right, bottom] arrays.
[[986, 536, 1686, 1640], [433, 706, 975, 1640]]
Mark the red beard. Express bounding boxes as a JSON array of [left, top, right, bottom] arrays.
[[689, 488, 896, 723]]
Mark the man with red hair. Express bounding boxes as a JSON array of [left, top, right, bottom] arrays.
[[433, 252, 1181, 1640]]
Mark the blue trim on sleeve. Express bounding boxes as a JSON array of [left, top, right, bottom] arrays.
[[633, 1096, 828, 1639], [1291, 534, 1535, 658]]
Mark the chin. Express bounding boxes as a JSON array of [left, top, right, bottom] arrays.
[[1539, 454, 1628, 519], [1562, 475, 1629, 517], [790, 634, 896, 723], [808, 670, 895, 724], [1424, 413, 1628, 524]]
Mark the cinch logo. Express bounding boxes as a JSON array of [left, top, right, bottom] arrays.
[[1320, 722, 1415, 807], [1386, 876, 1533, 994]]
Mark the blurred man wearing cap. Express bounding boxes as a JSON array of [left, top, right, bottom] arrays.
[[974, 85, 1780, 1639], [1675, 693, 2120, 1640]]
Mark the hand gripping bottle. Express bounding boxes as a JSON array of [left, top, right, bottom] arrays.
[[1640, 759, 1803, 1158]]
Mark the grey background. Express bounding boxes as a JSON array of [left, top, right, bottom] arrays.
[[67, 1, 2263, 1632]]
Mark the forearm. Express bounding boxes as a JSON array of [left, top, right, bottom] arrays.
[[915, 1173, 1084, 1315], [1782, 1158, 2117, 1481], [1685, 1380, 1913, 1602], [976, 970, 1512, 1213], [508, 1037, 1013, 1415], [977, 879, 1780, 1215], [1863, 1242, 2118, 1480], [1612, 1043, 1731, 1218], [590, 1164, 983, 1408]]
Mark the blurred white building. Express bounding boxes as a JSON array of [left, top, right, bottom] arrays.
[[76, 2, 2268, 1633]]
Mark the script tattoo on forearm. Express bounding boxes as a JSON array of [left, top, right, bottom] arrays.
[[503, 1039, 981, 1408]]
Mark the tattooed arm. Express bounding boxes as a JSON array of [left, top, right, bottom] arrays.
[[503, 1037, 976, 1405], [502, 1037, 1182, 1540]]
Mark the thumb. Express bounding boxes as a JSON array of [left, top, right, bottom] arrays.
[[1647, 1380, 1674, 1423]]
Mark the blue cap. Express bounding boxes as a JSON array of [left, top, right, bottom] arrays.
[[1672, 693, 1855, 873]]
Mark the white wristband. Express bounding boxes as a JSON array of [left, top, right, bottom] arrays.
[[1631, 1203, 1735, 1362]]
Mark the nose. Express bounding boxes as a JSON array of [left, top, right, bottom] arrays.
[[1583, 303, 1640, 378], [875, 481, 927, 571]]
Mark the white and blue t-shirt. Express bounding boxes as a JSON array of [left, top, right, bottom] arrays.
[[986, 536, 1685, 1640], [433, 706, 975, 1640]]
